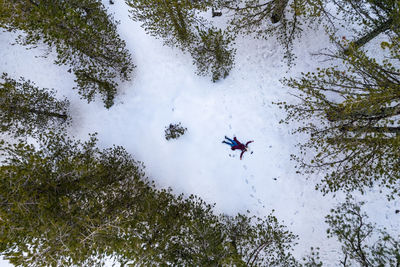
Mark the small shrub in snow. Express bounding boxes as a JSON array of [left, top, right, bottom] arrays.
[[165, 122, 187, 140]]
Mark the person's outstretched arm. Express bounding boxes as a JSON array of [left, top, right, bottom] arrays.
[[245, 141, 254, 146]]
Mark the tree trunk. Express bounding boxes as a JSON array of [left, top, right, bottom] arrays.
[[28, 109, 68, 120], [344, 18, 393, 54], [326, 105, 400, 122], [271, 0, 289, 24], [5, 104, 68, 121], [340, 125, 400, 134], [326, 137, 392, 145]]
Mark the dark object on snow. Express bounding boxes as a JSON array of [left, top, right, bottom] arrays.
[[212, 8, 222, 17], [222, 136, 253, 160], [396, 209, 400, 214], [165, 123, 187, 141], [109, 0, 114, 4]]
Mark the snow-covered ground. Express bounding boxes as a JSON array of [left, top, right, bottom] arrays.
[[1, 1, 399, 266]]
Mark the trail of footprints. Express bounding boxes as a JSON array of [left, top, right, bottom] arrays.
[[243, 165, 265, 209], [223, 99, 265, 210]]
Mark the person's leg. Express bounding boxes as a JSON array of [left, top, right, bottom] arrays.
[[225, 137, 239, 146], [225, 136, 234, 143], [222, 141, 236, 147]]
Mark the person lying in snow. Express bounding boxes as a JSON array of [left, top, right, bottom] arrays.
[[222, 136, 253, 160]]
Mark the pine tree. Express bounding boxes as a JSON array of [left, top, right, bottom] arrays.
[[0, 132, 152, 266], [126, 0, 209, 50], [114, 191, 300, 266], [122, 194, 232, 266], [0, 73, 69, 137], [126, 0, 235, 81], [0, 0, 134, 108], [221, 213, 299, 266], [325, 197, 400, 266], [190, 27, 236, 82], [279, 35, 400, 198]]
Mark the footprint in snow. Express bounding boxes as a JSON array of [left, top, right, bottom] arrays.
[[243, 165, 247, 170], [251, 185, 256, 192], [250, 194, 255, 198], [245, 179, 249, 184]]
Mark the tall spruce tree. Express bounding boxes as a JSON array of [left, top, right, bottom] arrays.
[[131, 205, 300, 266], [190, 27, 236, 82], [0, 0, 134, 108], [279, 35, 400, 198], [325, 197, 400, 266], [119, 194, 232, 266], [126, 0, 209, 50], [221, 213, 299, 266], [0, 132, 152, 266], [126, 0, 235, 81], [0, 73, 69, 137]]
